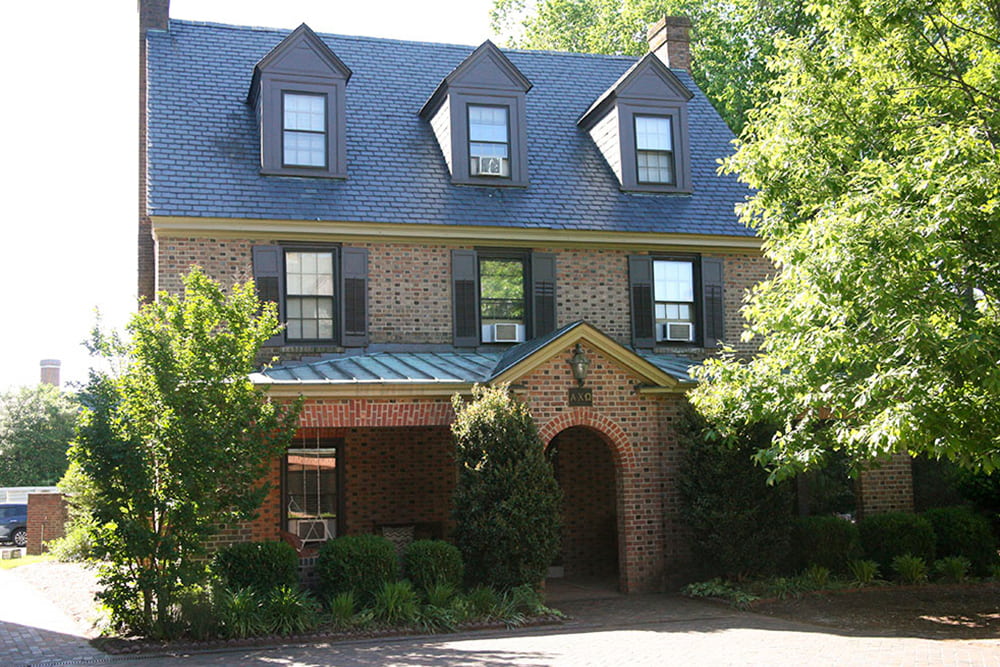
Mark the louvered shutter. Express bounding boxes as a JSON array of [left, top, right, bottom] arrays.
[[341, 247, 368, 347], [701, 256, 725, 348], [628, 255, 655, 349], [452, 249, 479, 347], [252, 245, 285, 347], [531, 252, 557, 338]]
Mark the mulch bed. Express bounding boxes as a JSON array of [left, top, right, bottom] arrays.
[[751, 581, 1000, 640]]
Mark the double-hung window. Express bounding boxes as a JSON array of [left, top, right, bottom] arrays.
[[468, 105, 510, 178], [284, 436, 341, 544], [635, 115, 675, 185], [653, 260, 695, 342], [479, 255, 527, 342], [282, 92, 327, 168], [285, 250, 336, 342]]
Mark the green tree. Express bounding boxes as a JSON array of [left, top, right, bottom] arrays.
[[690, 0, 1000, 478], [71, 268, 301, 636], [490, 0, 815, 133], [451, 384, 562, 590], [0, 383, 77, 486]]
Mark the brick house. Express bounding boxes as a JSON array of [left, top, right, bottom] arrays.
[[138, 2, 911, 592]]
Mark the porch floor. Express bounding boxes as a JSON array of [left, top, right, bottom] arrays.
[[544, 575, 621, 603]]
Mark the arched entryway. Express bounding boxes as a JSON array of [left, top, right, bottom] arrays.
[[547, 426, 620, 587]]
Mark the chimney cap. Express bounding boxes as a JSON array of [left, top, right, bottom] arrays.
[[39, 359, 61, 368]]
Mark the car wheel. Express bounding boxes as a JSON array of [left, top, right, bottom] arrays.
[[12, 529, 26, 548]]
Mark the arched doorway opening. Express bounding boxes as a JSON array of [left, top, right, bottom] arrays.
[[547, 425, 620, 587]]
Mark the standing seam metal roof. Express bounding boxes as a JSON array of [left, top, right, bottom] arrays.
[[146, 20, 752, 237]]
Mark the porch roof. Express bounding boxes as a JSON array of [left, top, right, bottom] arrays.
[[252, 323, 698, 391]]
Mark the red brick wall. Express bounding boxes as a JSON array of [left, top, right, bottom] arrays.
[[551, 426, 618, 578], [26, 493, 67, 555], [855, 453, 914, 518], [155, 238, 769, 355]]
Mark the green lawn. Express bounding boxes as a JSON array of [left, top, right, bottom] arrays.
[[0, 553, 51, 569]]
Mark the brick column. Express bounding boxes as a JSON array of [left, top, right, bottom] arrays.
[[26, 493, 68, 555], [855, 453, 914, 519]]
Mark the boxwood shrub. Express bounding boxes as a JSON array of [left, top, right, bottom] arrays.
[[923, 506, 997, 575], [316, 534, 398, 604], [858, 512, 935, 567], [793, 515, 862, 573], [212, 540, 299, 594], [403, 539, 464, 593]]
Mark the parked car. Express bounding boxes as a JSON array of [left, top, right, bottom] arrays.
[[0, 504, 27, 548]]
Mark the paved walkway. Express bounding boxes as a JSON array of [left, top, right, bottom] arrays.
[[0, 568, 104, 666]]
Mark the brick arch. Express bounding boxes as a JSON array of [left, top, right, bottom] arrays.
[[538, 409, 631, 470]]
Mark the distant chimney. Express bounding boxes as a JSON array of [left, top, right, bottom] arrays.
[[139, 0, 170, 35], [40, 360, 61, 387], [647, 16, 691, 72]]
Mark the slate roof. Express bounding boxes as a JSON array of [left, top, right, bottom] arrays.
[[146, 20, 752, 237]]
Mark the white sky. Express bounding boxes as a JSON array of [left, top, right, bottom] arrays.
[[0, 1, 495, 392]]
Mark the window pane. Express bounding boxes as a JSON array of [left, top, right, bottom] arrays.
[[284, 93, 325, 132], [636, 116, 672, 151], [470, 142, 509, 159], [285, 251, 336, 341], [284, 131, 325, 167], [469, 106, 508, 143], [285, 440, 338, 543], [654, 260, 694, 302], [638, 150, 674, 184], [480, 258, 525, 324]]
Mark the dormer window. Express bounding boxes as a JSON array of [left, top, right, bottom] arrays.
[[283, 93, 328, 168], [578, 53, 693, 193], [420, 41, 531, 187], [248, 24, 352, 179], [468, 105, 510, 178], [635, 115, 675, 185]]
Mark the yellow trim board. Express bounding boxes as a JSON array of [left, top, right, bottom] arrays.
[[151, 216, 761, 252]]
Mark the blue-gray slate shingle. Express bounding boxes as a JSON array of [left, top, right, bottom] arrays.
[[147, 20, 753, 237]]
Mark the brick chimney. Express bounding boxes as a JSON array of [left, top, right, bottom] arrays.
[[139, 0, 170, 34], [646, 16, 691, 72], [39, 360, 60, 387], [138, 0, 170, 303]]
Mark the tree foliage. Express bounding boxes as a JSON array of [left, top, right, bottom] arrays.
[[0, 383, 77, 486], [451, 384, 562, 590], [489, 0, 816, 133], [690, 0, 1000, 477], [71, 268, 301, 636]]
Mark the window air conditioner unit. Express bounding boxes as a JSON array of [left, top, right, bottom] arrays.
[[664, 322, 694, 342], [475, 156, 504, 176], [493, 323, 521, 342], [296, 519, 329, 542]]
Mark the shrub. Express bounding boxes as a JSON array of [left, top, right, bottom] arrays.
[[793, 515, 862, 573], [678, 409, 796, 579], [327, 592, 357, 628], [934, 556, 971, 583], [47, 523, 95, 563], [801, 564, 831, 589], [213, 541, 299, 594], [316, 534, 398, 605], [891, 554, 928, 584], [451, 385, 562, 590], [847, 559, 880, 586], [923, 506, 998, 575], [403, 540, 464, 593], [217, 587, 265, 639], [371, 580, 419, 626], [463, 585, 503, 620], [263, 585, 320, 636], [858, 512, 935, 567]]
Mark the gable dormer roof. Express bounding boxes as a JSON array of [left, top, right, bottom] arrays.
[[419, 40, 532, 118], [578, 52, 692, 129], [248, 23, 352, 105]]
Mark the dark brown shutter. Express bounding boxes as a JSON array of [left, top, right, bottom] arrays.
[[252, 245, 285, 347], [531, 252, 557, 338], [341, 247, 368, 347], [701, 256, 725, 348], [452, 249, 479, 347], [628, 255, 655, 349]]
